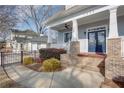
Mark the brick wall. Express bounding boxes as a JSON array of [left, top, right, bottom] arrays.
[[61, 53, 106, 74], [105, 38, 124, 82], [69, 41, 80, 54]]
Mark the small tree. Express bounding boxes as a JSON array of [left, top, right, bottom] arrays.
[[0, 5, 18, 42], [17, 5, 64, 35], [0, 30, 11, 42]]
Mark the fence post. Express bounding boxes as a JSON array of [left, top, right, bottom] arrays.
[[1, 52, 4, 67], [1, 52, 2, 66], [21, 51, 23, 64]]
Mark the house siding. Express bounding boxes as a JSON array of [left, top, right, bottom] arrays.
[[78, 20, 109, 39], [118, 16, 124, 37], [78, 20, 109, 52]]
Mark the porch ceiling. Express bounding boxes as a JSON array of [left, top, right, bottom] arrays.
[[52, 5, 124, 31], [45, 5, 97, 25], [52, 10, 109, 31], [77, 11, 109, 26]]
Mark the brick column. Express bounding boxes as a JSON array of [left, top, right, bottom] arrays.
[[105, 38, 124, 81], [107, 38, 121, 57], [105, 6, 124, 81], [70, 41, 80, 54]]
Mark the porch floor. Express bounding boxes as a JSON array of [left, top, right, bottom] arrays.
[[78, 52, 107, 58]]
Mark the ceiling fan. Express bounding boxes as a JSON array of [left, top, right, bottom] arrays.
[[64, 23, 71, 29]]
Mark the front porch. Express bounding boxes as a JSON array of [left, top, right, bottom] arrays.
[[47, 5, 124, 83], [48, 6, 124, 56]]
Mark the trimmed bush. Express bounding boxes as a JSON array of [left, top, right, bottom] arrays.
[[23, 56, 34, 65], [39, 48, 66, 60], [42, 58, 61, 72]]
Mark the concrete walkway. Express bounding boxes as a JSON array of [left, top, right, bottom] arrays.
[[0, 66, 24, 88], [5, 64, 104, 88]]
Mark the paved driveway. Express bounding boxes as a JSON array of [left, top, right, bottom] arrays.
[[5, 64, 104, 88]]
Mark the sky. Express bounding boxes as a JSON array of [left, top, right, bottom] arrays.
[[15, 5, 64, 32], [0, 5, 64, 41]]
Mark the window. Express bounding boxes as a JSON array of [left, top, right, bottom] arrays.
[[64, 32, 72, 43]]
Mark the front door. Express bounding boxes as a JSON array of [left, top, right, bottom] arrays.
[[88, 30, 106, 53]]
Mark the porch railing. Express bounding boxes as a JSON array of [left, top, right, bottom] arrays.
[[121, 38, 124, 58], [50, 42, 70, 53], [50, 43, 68, 49], [50, 44, 65, 48]]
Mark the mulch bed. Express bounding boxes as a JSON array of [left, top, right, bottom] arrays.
[[25, 63, 66, 72]]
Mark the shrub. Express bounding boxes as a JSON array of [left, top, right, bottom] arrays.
[[23, 56, 34, 65], [39, 48, 66, 60], [42, 58, 61, 72]]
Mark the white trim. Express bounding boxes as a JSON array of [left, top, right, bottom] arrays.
[[48, 6, 120, 28], [121, 37, 124, 58], [56, 31, 59, 44], [109, 7, 118, 38], [47, 27, 51, 43], [86, 25, 108, 53], [72, 19, 78, 41]]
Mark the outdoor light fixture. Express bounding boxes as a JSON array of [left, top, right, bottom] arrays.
[[84, 31, 86, 35]]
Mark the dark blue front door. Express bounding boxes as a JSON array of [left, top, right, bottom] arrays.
[[88, 30, 106, 53]]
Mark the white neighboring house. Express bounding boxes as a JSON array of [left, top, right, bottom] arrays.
[[10, 29, 48, 52], [44, 5, 124, 56]]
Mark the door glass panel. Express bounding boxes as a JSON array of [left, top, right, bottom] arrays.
[[88, 29, 106, 53], [97, 31, 106, 52], [88, 32, 96, 52]]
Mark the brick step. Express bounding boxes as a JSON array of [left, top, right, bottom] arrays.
[[61, 54, 105, 73], [78, 52, 106, 58], [101, 79, 124, 88]]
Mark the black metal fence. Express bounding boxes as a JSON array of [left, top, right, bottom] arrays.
[[0, 51, 39, 67]]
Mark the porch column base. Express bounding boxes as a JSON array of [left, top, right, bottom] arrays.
[[69, 41, 80, 54], [105, 38, 124, 82], [107, 38, 121, 57]]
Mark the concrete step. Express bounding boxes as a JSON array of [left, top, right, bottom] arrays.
[[0, 66, 25, 88], [60, 53, 106, 77]]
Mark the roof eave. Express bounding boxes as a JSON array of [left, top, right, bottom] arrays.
[[44, 5, 94, 26]]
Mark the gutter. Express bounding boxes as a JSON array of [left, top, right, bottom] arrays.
[[46, 5, 119, 28]]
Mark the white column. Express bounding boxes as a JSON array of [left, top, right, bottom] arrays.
[[47, 27, 52, 43], [72, 19, 78, 41], [109, 6, 119, 38]]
